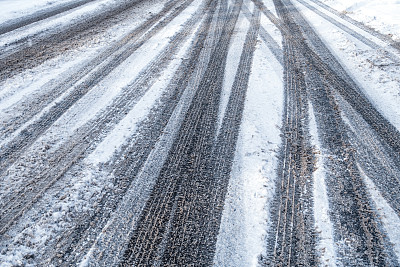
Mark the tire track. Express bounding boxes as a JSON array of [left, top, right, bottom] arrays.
[[119, 0, 245, 265], [0, 0, 203, 236], [293, 0, 400, 63], [242, 3, 283, 65], [274, 0, 400, 168], [333, 91, 400, 217], [294, 0, 381, 49], [0, 0, 97, 35], [305, 68, 397, 266], [0, 0, 184, 143], [161, 5, 260, 265], [42, 1, 218, 264], [261, 36, 317, 266], [271, 0, 399, 265], [60, 0, 223, 263], [307, 0, 400, 51], [0, 0, 166, 80], [0, 0, 194, 177]]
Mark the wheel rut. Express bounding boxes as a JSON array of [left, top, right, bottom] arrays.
[[261, 34, 317, 267], [263, 0, 400, 265], [43, 0, 218, 264], [0, 0, 195, 177], [0, 0, 203, 236], [119, 0, 254, 265], [0, 0, 97, 35], [0, 0, 169, 81]]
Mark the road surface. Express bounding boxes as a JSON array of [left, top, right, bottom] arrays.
[[1, 0, 400, 265]]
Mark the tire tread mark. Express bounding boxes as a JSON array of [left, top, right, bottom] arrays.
[[274, 0, 400, 166], [307, 0, 400, 51], [45, 0, 217, 264], [261, 35, 317, 266], [0, 0, 97, 35], [0, 0, 194, 177], [272, 0, 397, 265], [0, 0, 200, 236], [161, 5, 261, 265], [119, 0, 244, 265], [0, 0, 182, 142]]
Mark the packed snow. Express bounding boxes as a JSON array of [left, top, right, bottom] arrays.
[[1, 0, 400, 266]]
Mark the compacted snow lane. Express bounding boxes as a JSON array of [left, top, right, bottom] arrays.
[[1, 0, 400, 266]]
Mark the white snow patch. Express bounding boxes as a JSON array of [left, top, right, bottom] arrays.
[[357, 164, 400, 261], [213, 35, 283, 266], [308, 101, 337, 267]]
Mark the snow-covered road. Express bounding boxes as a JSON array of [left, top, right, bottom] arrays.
[[0, 0, 400, 265]]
